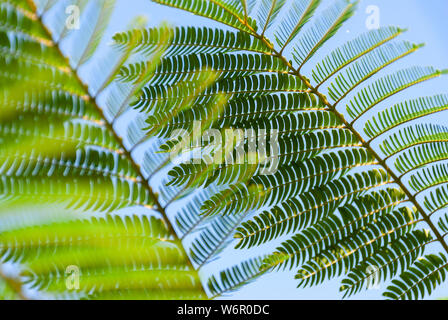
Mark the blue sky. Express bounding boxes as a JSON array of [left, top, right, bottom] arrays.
[[88, 0, 448, 300]]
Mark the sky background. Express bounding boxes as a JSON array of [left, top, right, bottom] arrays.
[[68, 0, 448, 299]]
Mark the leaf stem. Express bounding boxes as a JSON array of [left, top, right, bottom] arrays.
[[0, 267, 28, 300], [28, 0, 207, 298], [235, 17, 448, 258]]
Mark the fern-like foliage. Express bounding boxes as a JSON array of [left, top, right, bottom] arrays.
[[111, 0, 448, 299], [3, 0, 448, 300], [0, 0, 205, 300]]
